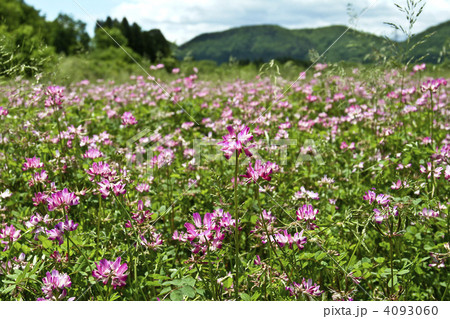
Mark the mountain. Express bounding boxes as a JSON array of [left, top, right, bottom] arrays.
[[407, 20, 450, 63], [175, 21, 449, 64]]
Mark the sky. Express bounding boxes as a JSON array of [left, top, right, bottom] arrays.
[[25, 0, 450, 44]]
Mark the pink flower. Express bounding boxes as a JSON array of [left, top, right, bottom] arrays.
[[373, 206, 398, 224], [23, 156, 44, 171], [121, 112, 137, 125], [28, 170, 48, 187], [376, 194, 390, 206], [296, 204, 319, 223], [217, 126, 253, 160], [174, 212, 231, 254], [46, 216, 78, 245], [86, 161, 116, 181], [419, 208, 439, 218], [41, 270, 72, 300], [286, 278, 323, 298], [240, 159, 277, 183], [420, 162, 443, 179], [47, 188, 80, 211], [33, 192, 49, 206], [412, 63, 426, 72], [97, 179, 111, 198], [421, 78, 446, 93], [391, 180, 402, 190], [293, 187, 319, 200], [112, 181, 126, 196], [136, 183, 150, 192], [0, 106, 8, 116], [0, 225, 21, 251], [333, 92, 345, 101], [181, 122, 195, 130], [92, 257, 128, 289], [44, 86, 64, 107], [139, 232, 163, 250], [273, 229, 307, 250], [83, 148, 104, 159], [150, 148, 175, 169], [184, 213, 214, 241], [46, 224, 65, 245]]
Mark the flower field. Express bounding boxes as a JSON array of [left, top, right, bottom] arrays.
[[0, 64, 449, 301]]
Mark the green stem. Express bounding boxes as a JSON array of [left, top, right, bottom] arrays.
[[388, 234, 394, 299], [429, 91, 434, 141], [68, 236, 93, 273], [233, 151, 239, 300], [97, 194, 102, 259]]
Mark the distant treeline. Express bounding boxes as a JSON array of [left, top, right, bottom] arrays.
[[0, 0, 172, 77], [95, 17, 170, 62]]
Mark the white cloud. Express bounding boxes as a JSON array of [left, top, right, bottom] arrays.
[[110, 0, 450, 44]]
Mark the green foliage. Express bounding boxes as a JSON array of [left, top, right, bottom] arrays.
[[96, 17, 171, 62], [50, 14, 90, 55], [176, 21, 449, 65]]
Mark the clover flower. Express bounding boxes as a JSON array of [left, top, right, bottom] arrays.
[[139, 232, 163, 250], [173, 212, 233, 254], [420, 78, 446, 93], [121, 112, 137, 125], [33, 192, 49, 206], [286, 278, 323, 298], [86, 161, 116, 181], [92, 257, 128, 289], [44, 86, 64, 108], [293, 187, 319, 200], [150, 148, 175, 169], [130, 200, 153, 224], [296, 204, 319, 221], [412, 63, 426, 73], [23, 156, 44, 171], [28, 170, 48, 187], [363, 190, 377, 205], [46, 216, 78, 245], [97, 179, 127, 198], [217, 125, 253, 160], [240, 159, 277, 183], [296, 204, 319, 229], [47, 188, 80, 211], [420, 162, 443, 179], [25, 212, 50, 240], [271, 229, 307, 250], [83, 148, 104, 159], [0, 106, 8, 116], [40, 270, 72, 300], [0, 225, 21, 251], [373, 206, 398, 224], [419, 208, 439, 218]]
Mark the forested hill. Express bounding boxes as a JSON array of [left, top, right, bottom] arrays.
[[176, 22, 450, 64]]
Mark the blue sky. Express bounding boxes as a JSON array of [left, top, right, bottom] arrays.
[[25, 0, 450, 44]]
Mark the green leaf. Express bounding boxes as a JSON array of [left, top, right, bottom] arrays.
[[182, 277, 196, 287], [170, 289, 184, 301], [397, 269, 409, 275], [180, 286, 196, 299], [240, 293, 251, 301], [2, 285, 16, 295], [159, 286, 172, 295]]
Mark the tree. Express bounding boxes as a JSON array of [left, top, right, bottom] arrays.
[[50, 14, 90, 55], [94, 27, 128, 50]]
